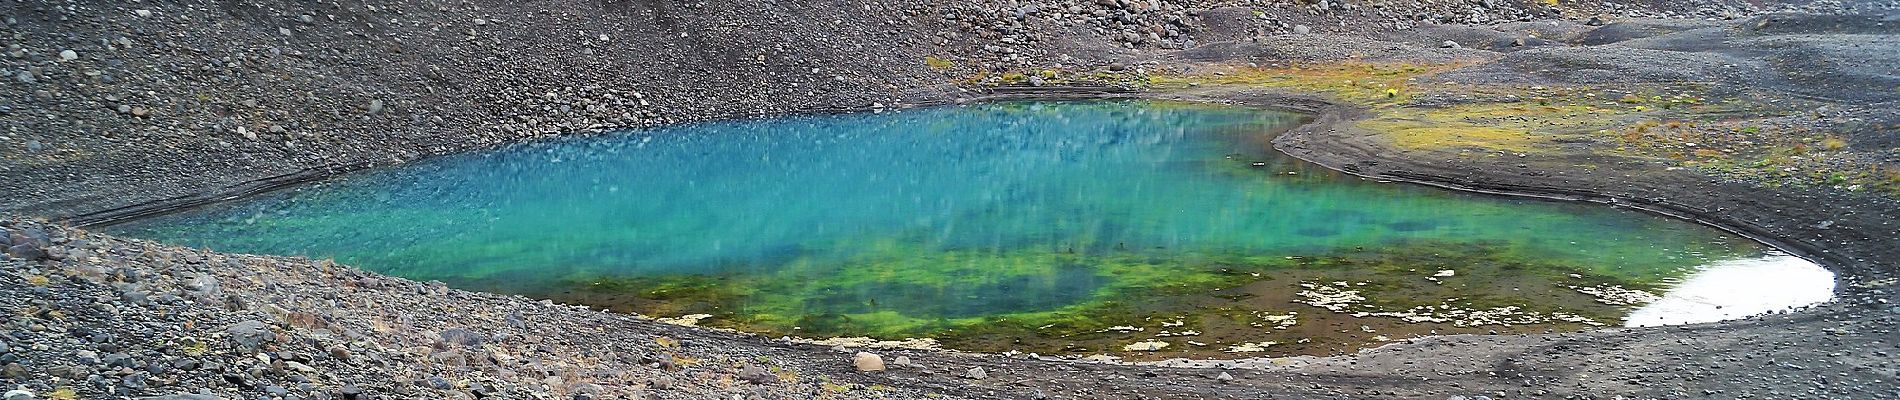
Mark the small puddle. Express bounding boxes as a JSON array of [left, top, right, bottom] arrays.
[[104, 100, 1834, 359]]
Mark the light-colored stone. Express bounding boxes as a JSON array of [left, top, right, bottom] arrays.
[[852, 352, 884, 372]]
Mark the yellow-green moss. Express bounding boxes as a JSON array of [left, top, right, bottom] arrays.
[[924, 56, 955, 71]]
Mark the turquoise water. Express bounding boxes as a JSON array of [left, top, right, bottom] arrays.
[[108, 101, 1771, 354]]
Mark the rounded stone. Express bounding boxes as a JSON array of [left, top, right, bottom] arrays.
[[852, 352, 885, 372]]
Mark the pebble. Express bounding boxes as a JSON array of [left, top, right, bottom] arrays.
[[59, 50, 77, 61], [965, 366, 988, 380], [2, 388, 28, 400]]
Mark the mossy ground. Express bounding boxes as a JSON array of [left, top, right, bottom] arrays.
[[543, 239, 1681, 359], [1150, 62, 1900, 196], [1149, 63, 1698, 155]]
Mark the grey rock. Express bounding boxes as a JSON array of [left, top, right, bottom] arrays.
[[5, 244, 46, 260], [103, 352, 137, 368], [367, 99, 386, 115], [1217, 371, 1234, 381], [737, 364, 777, 384], [1, 363, 25, 378], [3, 388, 31, 400], [225, 320, 274, 349], [423, 375, 454, 389], [965, 366, 987, 380], [1293, 24, 1312, 34], [121, 372, 149, 389], [137, 395, 223, 400], [24, 140, 41, 153], [119, 289, 149, 305], [59, 50, 77, 61], [438, 327, 487, 347], [1441, 40, 1462, 48], [12, 71, 30, 84]]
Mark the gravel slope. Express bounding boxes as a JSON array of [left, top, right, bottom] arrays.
[[3, 1, 1898, 399]]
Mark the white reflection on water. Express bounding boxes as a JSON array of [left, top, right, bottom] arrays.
[[1626, 254, 1834, 327]]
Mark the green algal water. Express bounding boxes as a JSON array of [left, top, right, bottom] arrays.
[[107, 101, 1780, 358]]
